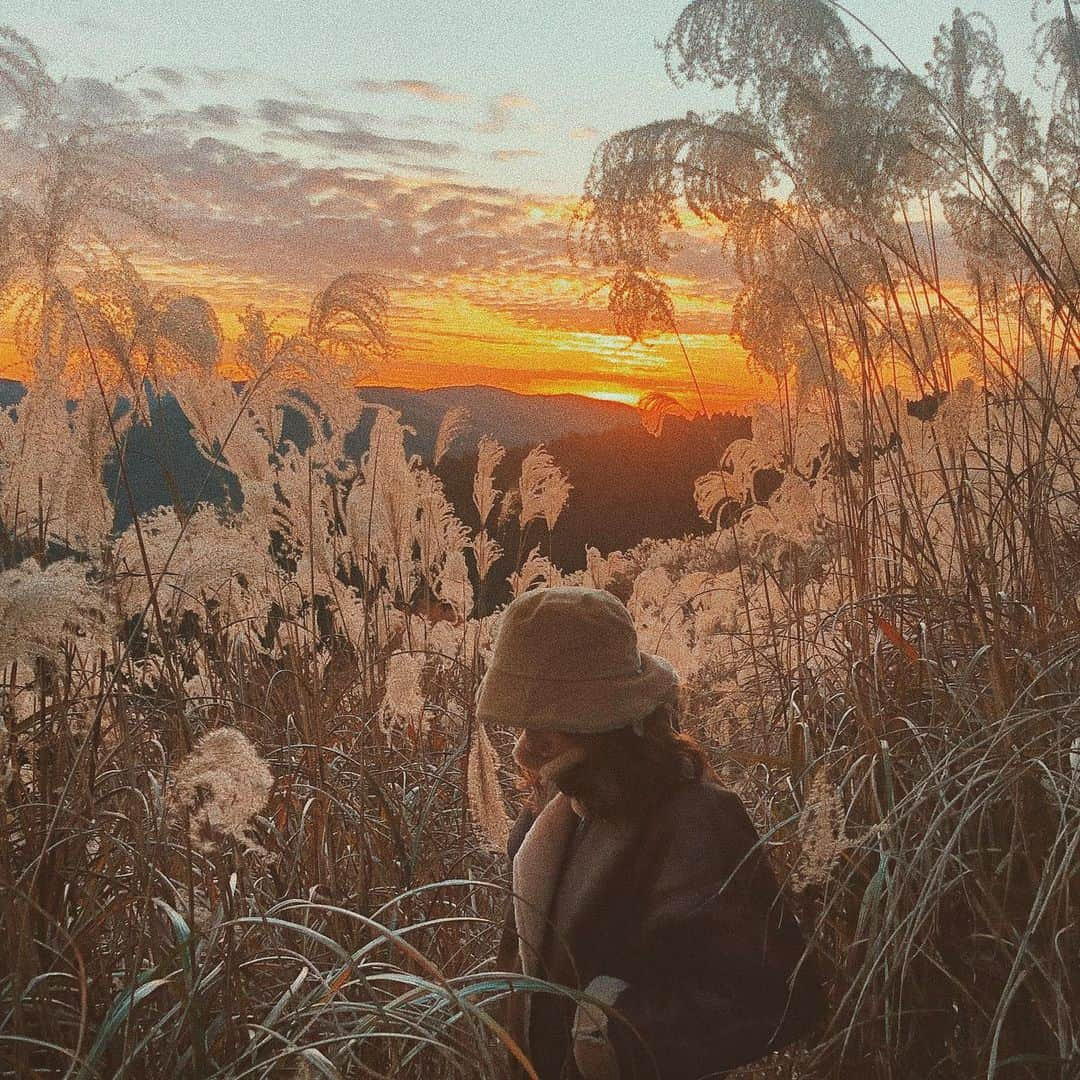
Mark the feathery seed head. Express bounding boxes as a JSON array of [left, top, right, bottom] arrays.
[[168, 727, 273, 854]]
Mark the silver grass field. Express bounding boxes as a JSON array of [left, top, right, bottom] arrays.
[[1, 2, 1079, 1077]]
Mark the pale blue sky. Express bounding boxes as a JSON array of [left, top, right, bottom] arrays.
[[7, 1, 1048, 195]]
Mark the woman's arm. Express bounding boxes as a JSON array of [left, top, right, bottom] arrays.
[[574, 783, 826, 1080]]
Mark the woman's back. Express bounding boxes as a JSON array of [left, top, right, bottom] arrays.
[[500, 776, 826, 1079]]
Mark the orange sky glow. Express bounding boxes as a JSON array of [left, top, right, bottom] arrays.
[[0, 243, 766, 414], [0, 258, 981, 414], [0, 181, 982, 413], [0, 3, 1042, 420]]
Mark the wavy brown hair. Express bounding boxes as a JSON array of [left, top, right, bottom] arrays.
[[513, 695, 719, 820]]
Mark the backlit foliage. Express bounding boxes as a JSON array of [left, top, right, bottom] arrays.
[[1, 5, 1079, 1078], [571, 1, 1080, 1075]]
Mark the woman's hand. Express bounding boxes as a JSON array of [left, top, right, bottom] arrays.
[[572, 974, 632, 1080]]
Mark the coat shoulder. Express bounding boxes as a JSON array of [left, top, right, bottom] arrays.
[[630, 777, 773, 909], [630, 777, 829, 1051], [648, 777, 758, 844]]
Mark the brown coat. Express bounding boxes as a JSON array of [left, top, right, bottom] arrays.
[[491, 778, 827, 1080]]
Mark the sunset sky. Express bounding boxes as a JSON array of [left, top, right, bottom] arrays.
[[5, 1, 1040, 411]]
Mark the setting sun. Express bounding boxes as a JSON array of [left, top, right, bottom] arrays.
[[576, 388, 641, 404]]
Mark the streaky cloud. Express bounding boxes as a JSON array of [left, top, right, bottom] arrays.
[[477, 91, 536, 134], [354, 78, 468, 104]]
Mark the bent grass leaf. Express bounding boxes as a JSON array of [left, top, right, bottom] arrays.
[[874, 617, 920, 665], [78, 976, 173, 1079]]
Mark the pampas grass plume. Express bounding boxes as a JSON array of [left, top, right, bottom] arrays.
[[466, 720, 510, 853], [169, 727, 273, 853]]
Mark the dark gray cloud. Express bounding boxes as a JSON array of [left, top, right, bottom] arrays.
[[255, 98, 377, 128], [57, 77, 141, 125], [388, 159, 464, 177], [161, 103, 245, 130], [255, 97, 460, 159], [477, 92, 536, 134], [195, 66, 253, 89], [123, 130, 571, 285], [263, 125, 460, 158], [197, 103, 243, 128], [148, 66, 187, 89]]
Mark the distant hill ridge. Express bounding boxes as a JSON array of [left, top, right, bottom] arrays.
[[0, 378, 750, 567], [0, 379, 643, 456], [337, 383, 643, 455]]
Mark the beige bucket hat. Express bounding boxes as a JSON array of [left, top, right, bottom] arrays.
[[475, 585, 680, 733]]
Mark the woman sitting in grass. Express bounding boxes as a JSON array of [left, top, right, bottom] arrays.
[[478, 585, 827, 1080]]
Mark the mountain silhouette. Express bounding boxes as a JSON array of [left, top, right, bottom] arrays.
[[354, 383, 641, 455], [0, 379, 748, 575]]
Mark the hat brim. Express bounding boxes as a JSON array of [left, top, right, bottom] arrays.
[[474, 652, 679, 733]]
